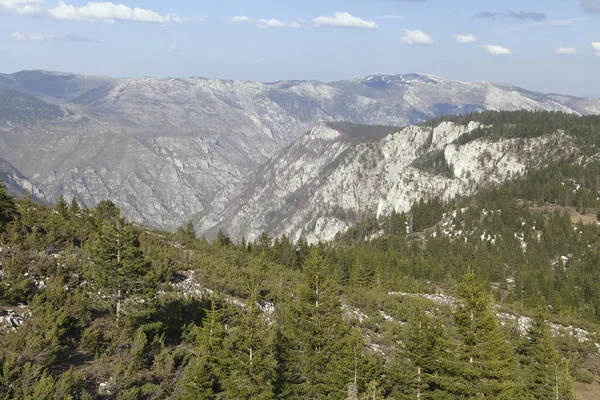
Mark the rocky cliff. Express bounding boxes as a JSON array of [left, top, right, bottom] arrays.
[[199, 120, 580, 243]]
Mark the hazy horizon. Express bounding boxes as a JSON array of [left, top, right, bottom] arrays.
[[1, 0, 599, 97]]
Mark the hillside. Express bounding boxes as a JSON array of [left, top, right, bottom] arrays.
[[1, 73, 599, 231], [0, 89, 64, 127], [199, 111, 600, 243], [0, 70, 114, 104], [0, 157, 46, 201], [2, 145, 600, 398]]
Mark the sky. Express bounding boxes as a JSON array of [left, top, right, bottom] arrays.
[[1, 0, 599, 97]]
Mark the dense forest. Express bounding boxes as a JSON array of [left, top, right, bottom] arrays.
[[2, 111, 600, 399]]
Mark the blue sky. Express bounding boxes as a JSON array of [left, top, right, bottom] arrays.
[[1, 0, 599, 97]]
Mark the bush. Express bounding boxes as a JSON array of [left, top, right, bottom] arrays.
[[573, 369, 595, 384]]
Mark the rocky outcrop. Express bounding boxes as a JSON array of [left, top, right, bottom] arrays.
[[199, 121, 579, 243]]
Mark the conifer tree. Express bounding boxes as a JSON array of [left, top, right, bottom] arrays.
[[214, 230, 231, 247], [281, 248, 360, 399], [55, 195, 69, 219], [220, 289, 277, 399], [452, 272, 521, 399], [389, 301, 454, 400], [176, 302, 225, 400], [520, 316, 576, 399], [0, 183, 17, 231], [69, 197, 80, 217], [178, 220, 196, 240], [88, 216, 148, 316]]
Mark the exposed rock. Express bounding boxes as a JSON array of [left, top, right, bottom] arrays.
[[2, 72, 599, 231], [0, 306, 31, 333], [200, 120, 578, 243]]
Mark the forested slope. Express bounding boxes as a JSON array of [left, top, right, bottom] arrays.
[[1, 164, 600, 398], [2, 112, 600, 398]]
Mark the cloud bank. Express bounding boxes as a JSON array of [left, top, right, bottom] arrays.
[[0, 0, 43, 15], [48, 1, 180, 24]]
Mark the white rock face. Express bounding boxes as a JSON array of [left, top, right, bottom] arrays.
[[200, 121, 577, 243], [1, 72, 598, 230]]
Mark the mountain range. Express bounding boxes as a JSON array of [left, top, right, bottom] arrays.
[[0, 70, 599, 238]]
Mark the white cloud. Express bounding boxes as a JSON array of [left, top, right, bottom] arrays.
[[593, 42, 600, 56], [10, 31, 99, 42], [231, 16, 300, 29], [402, 29, 433, 45], [453, 34, 478, 43], [48, 1, 180, 24], [0, 0, 43, 15], [10, 31, 44, 40], [231, 15, 252, 23], [554, 47, 576, 54], [313, 12, 378, 29], [484, 45, 512, 55], [257, 18, 300, 29], [169, 44, 179, 52]]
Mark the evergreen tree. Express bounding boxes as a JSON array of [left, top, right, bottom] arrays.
[[214, 230, 231, 246], [88, 216, 148, 316], [176, 302, 225, 400], [92, 200, 120, 229], [220, 290, 277, 399], [520, 316, 576, 399], [69, 197, 80, 217], [389, 303, 454, 400], [452, 272, 521, 398], [0, 182, 17, 231], [255, 232, 272, 256], [178, 220, 196, 240], [281, 248, 361, 399], [55, 195, 69, 219]]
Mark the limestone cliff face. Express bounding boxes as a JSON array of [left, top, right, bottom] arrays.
[[199, 121, 576, 243], [1, 72, 598, 230]]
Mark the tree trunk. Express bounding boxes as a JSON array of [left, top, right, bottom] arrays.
[[116, 288, 122, 317]]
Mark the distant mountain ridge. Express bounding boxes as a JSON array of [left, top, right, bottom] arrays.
[[0, 70, 114, 104], [0, 70, 599, 232]]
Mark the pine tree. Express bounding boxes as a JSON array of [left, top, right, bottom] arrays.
[[350, 259, 373, 288], [176, 302, 225, 400], [520, 316, 576, 399], [281, 248, 360, 399], [389, 301, 454, 400], [214, 230, 231, 246], [69, 197, 80, 217], [0, 182, 17, 231], [55, 195, 69, 219], [178, 220, 196, 240], [452, 272, 521, 399], [220, 289, 277, 399], [88, 216, 148, 317], [255, 232, 272, 255]]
